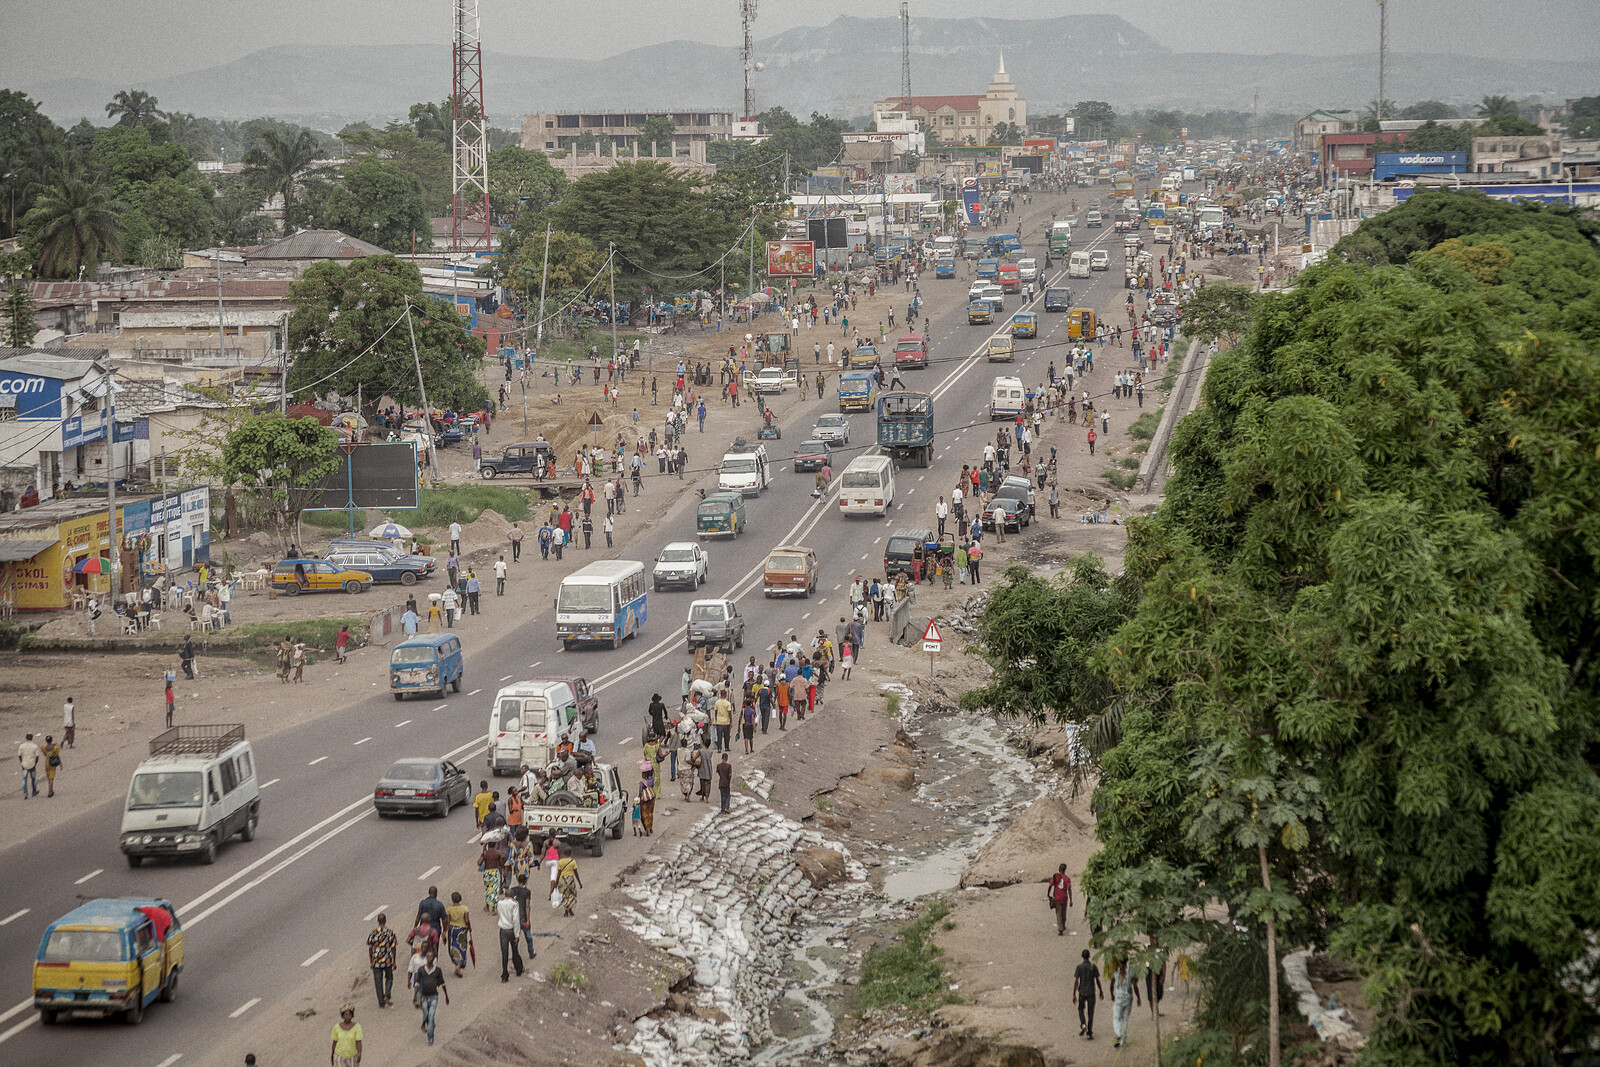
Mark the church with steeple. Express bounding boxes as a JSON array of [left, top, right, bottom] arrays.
[[873, 56, 1028, 146]]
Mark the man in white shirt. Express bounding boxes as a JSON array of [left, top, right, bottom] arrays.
[[441, 587, 460, 628], [449, 521, 463, 555], [217, 581, 232, 624], [494, 556, 508, 596], [495, 893, 525, 981], [935, 496, 948, 536], [18, 733, 42, 799]]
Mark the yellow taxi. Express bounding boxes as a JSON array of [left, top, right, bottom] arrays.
[[270, 558, 373, 596]]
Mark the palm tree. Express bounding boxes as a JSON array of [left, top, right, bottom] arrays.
[[242, 129, 320, 234], [211, 192, 276, 246], [163, 111, 211, 158], [1477, 94, 1519, 119], [105, 89, 163, 127], [25, 170, 128, 279]]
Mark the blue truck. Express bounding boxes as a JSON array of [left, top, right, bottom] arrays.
[[877, 392, 934, 468], [975, 258, 1000, 279]]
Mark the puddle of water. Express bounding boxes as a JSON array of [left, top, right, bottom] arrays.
[[882, 847, 969, 901]]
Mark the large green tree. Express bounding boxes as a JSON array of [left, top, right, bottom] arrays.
[[1570, 94, 1600, 139], [0, 90, 60, 238], [104, 89, 163, 127], [548, 160, 743, 297], [243, 129, 321, 234], [1070, 100, 1117, 139], [310, 157, 430, 253], [23, 170, 127, 279], [220, 414, 342, 547], [485, 144, 568, 222], [286, 254, 488, 418]]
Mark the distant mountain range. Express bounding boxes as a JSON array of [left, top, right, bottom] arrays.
[[19, 14, 1600, 132]]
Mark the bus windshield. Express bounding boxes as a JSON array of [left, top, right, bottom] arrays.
[[128, 771, 203, 810], [842, 471, 882, 488], [557, 584, 614, 613], [391, 645, 439, 664]]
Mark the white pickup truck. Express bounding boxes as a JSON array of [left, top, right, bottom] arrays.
[[520, 763, 627, 856], [743, 366, 796, 395]]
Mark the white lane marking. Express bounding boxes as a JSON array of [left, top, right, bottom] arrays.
[[308, 756, 328, 765], [229, 998, 261, 1019], [301, 949, 328, 968], [918, 475, 926, 481], [363, 904, 389, 922], [259, 778, 280, 789], [156, 1057, 183, 1067], [833, 583, 842, 590], [860, 554, 869, 560], [617, 739, 631, 748], [467, 688, 482, 696], [433, 704, 449, 712], [394, 720, 411, 728], [499, 675, 513, 681], [801, 612, 811, 619], [873, 537, 883, 544], [353, 737, 372, 746], [906, 488, 915, 495], [0, 909, 28, 926], [528, 661, 542, 668], [418, 865, 440, 881], [75, 869, 103, 885]]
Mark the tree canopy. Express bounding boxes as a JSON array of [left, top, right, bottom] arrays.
[[286, 254, 489, 417], [220, 414, 342, 544], [969, 193, 1600, 1065]]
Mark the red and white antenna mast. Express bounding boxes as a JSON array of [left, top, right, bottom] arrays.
[[451, 0, 491, 252]]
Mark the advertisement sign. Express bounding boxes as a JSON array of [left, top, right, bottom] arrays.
[[884, 174, 917, 195], [981, 161, 1003, 177], [0, 371, 63, 421], [765, 240, 816, 277], [1023, 137, 1057, 153], [961, 178, 981, 224], [61, 410, 107, 450]]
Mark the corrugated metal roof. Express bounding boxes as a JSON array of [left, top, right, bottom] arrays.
[[0, 538, 57, 562], [0, 350, 104, 379], [120, 310, 287, 329]]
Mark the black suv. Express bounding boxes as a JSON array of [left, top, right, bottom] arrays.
[[479, 441, 554, 478]]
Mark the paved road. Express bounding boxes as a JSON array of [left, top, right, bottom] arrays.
[[0, 185, 1144, 1065]]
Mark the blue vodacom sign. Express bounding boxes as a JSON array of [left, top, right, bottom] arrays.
[[0, 371, 62, 420]]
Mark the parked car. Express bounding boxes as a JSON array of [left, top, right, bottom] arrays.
[[326, 548, 435, 585], [999, 475, 1037, 518], [686, 598, 745, 652], [269, 559, 372, 595], [812, 413, 850, 445], [373, 757, 471, 818], [653, 542, 710, 591], [479, 440, 555, 479], [991, 482, 1034, 526], [982, 496, 1025, 533], [792, 439, 833, 472]]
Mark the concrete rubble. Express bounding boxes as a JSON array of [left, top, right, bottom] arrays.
[[615, 796, 867, 1066]]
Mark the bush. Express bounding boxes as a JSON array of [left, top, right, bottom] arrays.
[[228, 618, 367, 666], [386, 486, 531, 529], [1117, 456, 1142, 470], [1103, 468, 1138, 490], [303, 509, 368, 530], [858, 902, 961, 1011], [1127, 410, 1162, 441]]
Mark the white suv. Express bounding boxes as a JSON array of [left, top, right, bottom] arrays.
[[653, 542, 709, 591]]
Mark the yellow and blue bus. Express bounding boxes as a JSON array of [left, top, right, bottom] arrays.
[[556, 560, 647, 650]]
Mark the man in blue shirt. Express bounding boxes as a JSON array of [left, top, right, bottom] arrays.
[[401, 608, 420, 634], [465, 572, 482, 615]]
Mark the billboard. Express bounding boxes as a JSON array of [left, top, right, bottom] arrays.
[[765, 240, 816, 277], [961, 177, 981, 224], [981, 160, 1004, 177], [884, 174, 917, 195], [306, 441, 422, 511], [807, 217, 849, 249], [1372, 151, 1468, 180], [1011, 154, 1044, 174]]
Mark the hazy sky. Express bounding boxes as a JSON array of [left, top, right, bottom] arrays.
[[6, 0, 1595, 83]]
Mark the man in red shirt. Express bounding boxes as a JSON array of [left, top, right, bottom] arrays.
[[1048, 864, 1074, 935]]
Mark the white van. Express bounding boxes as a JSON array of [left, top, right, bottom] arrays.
[[487, 680, 582, 776], [838, 454, 895, 516], [1085, 210, 1103, 227], [932, 235, 958, 256], [718, 442, 771, 495], [120, 724, 260, 867], [990, 376, 1027, 420], [1068, 251, 1092, 278], [1090, 249, 1111, 271]]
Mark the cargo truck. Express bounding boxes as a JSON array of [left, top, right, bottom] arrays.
[[876, 392, 934, 468]]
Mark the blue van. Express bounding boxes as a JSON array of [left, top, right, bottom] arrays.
[[390, 633, 465, 700]]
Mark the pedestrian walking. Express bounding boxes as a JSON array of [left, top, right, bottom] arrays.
[[637, 762, 657, 835], [367, 913, 397, 1008], [180, 635, 196, 680], [41, 735, 61, 797], [330, 1003, 364, 1067], [1073, 948, 1102, 1040], [165, 677, 176, 727], [449, 521, 462, 555], [1087, 427, 1097, 455], [603, 514, 614, 548], [967, 541, 982, 584], [18, 732, 41, 799], [509, 523, 524, 562], [717, 752, 733, 812], [495, 889, 524, 981], [494, 555, 507, 596], [712, 690, 733, 752], [1112, 958, 1141, 1048], [62, 696, 76, 748], [466, 572, 481, 614], [414, 949, 449, 1046], [1048, 864, 1074, 934], [444, 892, 471, 977], [553, 843, 581, 916], [479, 837, 505, 913], [581, 515, 594, 549], [696, 738, 714, 801], [741, 696, 756, 753]]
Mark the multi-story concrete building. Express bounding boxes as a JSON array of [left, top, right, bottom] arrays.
[[1473, 134, 1562, 178], [874, 56, 1027, 147], [521, 110, 734, 154]]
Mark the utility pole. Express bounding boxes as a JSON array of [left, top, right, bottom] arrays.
[[450, 0, 491, 253], [1376, 0, 1388, 125], [104, 364, 118, 597], [900, 3, 912, 102], [608, 241, 618, 372], [405, 303, 441, 482], [280, 310, 290, 414], [747, 209, 756, 309], [214, 248, 227, 365], [529, 221, 550, 434], [740, 0, 759, 120]]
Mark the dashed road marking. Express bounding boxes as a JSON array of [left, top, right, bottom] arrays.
[[394, 720, 411, 728], [499, 675, 513, 681], [418, 865, 440, 881], [353, 737, 372, 746], [0, 910, 28, 927], [801, 612, 811, 619], [363, 905, 388, 922], [74, 869, 102, 885], [308, 756, 328, 766], [259, 778, 280, 789], [229, 998, 260, 1019], [155, 1057, 182, 1067], [433, 704, 449, 712], [300, 949, 328, 968], [467, 688, 482, 696]]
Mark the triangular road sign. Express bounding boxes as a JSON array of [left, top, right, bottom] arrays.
[[922, 620, 943, 643]]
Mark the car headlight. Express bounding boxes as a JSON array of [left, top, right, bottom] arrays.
[[142, 835, 153, 844]]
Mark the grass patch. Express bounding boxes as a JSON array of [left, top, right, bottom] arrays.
[[548, 961, 589, 992], [1103, 468, 1138, 491], [1158, 340, 1188, 397], [227, 618, 367, 665], [886, 692, 902, 718], [858, 901, 961, 1011], [815, 794, 835, 813], [386, 486, 531, 530], [535, 333, 652, 366], [1116, 456, 1141, 471], [1127, 410, 1162, 441], [302, 509, 368, 531]]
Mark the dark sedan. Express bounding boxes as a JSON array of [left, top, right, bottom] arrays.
[[326, 549, 437, 586], [982, 496, 1025, 533], [374, 758, 471, 817], [792, 439, 833, 473]]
